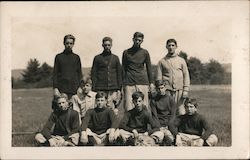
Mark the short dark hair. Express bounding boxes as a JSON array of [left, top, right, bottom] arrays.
[[56, 93, 69, 102], [155, 80, 166, 87], [184, 98, 198, 108], [64, 34, 75, 44], [166, 39, 177, 46], [102, 37, 112, 44], [133, 32, 144, 39], [95, 91, 108, 99], [132, 91, 144, 100], [80, 77, 92, 86]]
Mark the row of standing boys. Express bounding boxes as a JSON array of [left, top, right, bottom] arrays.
[[35, 32, 218, 146]]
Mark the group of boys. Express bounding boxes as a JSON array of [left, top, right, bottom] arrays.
[[35, 80, 218, 147], [35, 32, 218, 147]]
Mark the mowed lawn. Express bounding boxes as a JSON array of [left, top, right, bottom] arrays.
[[12, 85, 231, 147]]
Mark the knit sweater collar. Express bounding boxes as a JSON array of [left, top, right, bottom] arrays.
[[131, 45, 141, 52], [185, 112, 198, 117], [166, 52, 178, 58], [55, 108, 69, 115], [102, 50, 112, 56], [63, 49, 73, 55], [95, 106, 106, 112]]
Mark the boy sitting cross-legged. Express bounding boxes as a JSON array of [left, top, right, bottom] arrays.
[[118, 91, 164, 146], [35, 93, 80, 147], [168, 98, 218, 146], [80, 91, 119, 146]]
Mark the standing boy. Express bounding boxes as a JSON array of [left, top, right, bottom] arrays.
[[35, 93, 80, 147], [122, 32, 154, 112], [168, 98, 218, 146], [119, 91, 164, 146], [156, 39, 190, 115], [72, 77, 96, 123], [53, 34, 83, 100], [80, 91, 119, 146], [91, 37, 122, 114], [150, 80, 176, 145]]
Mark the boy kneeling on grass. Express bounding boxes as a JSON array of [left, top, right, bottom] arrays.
[[168, 98, 218, 146], [72, 77, 96, 124], [118, 91, 164, 146], [80, 91, 119, 146], [35, 93, 80, 147]]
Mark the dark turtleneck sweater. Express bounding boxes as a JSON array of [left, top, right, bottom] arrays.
[[81, 107, 118, 134], [119, 105, 160, 134], [168, 113, 213, 140], [91, 51, 122, 91], [53, 49, 83, 95], [122, 46, 153, 85], [150, 93, 176, 127], [41, 108, 80, 140]]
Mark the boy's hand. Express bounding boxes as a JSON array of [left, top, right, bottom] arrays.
[[113, 108, 119, 115], [109, 128, 115, 143], [182, 90, 188, 98], [149, 83, 155, 93], [48, 138, 57, 147], [117, 90, 121, 100], [54, 88, 60, 97], [132, 129, 139, 139], [80, 131, 88, 144], [55, 136, 65, 147]]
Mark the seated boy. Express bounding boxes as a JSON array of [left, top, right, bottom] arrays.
[[150, 80, 176, 145], [72, 77, 96, 123], [35, 93, 80, 147], [80, 91, 119, 146], [168, 98, 218, 146], [119, 91, 164, 146]]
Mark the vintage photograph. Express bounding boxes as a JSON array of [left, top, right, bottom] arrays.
[[1, 1, 249, 159]]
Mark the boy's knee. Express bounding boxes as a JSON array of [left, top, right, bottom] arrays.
[[206, 134, 218, 146], [69, 133, 80, 145]]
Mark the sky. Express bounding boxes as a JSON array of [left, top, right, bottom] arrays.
[[9, 1, 247, 69]]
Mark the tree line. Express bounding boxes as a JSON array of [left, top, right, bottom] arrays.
[[12, 54, 231, 89]]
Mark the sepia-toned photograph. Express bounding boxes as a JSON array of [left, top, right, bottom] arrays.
[[1, 1, 249, 159]]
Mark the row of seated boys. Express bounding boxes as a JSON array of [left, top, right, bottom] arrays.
[[35, 79, 218, 146]]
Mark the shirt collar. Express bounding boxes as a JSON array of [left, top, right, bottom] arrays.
[[82, 92, 92, 98]]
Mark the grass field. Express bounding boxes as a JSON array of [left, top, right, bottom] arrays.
[[12, 85, 231, 147]]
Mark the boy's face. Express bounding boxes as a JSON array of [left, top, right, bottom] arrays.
[[157, 84, 167, 96], [81, 83, 92, 94], [166, 42, 177, 55], [102, 40, 112, 52], [57, 97, 69, 111], [133, 97, 144, 109], [64, 38, 74, 51], [96, 97, 107, 108], [185, 103, 197, 115], [133, 37, 143, 48]]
